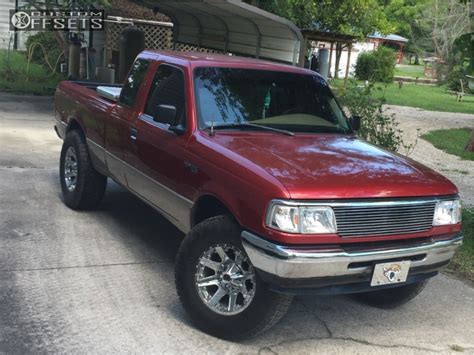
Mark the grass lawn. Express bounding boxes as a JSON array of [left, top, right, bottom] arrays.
[[377, 83, 474, 114], [332, 79, 474, 114], [0, 49, 64, 95], [450, 208, 474, 282], [394, 64, 425, 78], [421, 128, 474, 161]]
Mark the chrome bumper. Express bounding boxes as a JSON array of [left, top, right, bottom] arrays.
[[241, 231, 463, 279]]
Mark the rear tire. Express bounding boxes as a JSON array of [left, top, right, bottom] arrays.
[[352, 280, 428, 309], [175, 215, 293, 340], [59, 130, 107, 210]]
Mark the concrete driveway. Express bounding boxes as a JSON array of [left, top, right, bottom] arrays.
[[0, 92, 473, 354]]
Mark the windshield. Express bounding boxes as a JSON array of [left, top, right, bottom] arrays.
[[193, 67, 351, 134]]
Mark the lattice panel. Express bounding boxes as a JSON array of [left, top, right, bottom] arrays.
[[106, 21, 223, 55], [106, 22, 173, 51]]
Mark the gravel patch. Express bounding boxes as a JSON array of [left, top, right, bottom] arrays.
[[385, 105, 474, 206]]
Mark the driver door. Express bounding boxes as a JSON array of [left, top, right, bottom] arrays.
[[126, 64, 192, 231]]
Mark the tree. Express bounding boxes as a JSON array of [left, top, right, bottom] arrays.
[[459, 0, 473, 152], [467, 0, 474, 152], [254, 0, 394, 78], [382, 0, 434, 64], [425, 0, 471, 64]]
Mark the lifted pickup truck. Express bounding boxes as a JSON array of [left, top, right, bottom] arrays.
[[54, 50, 463, 340]]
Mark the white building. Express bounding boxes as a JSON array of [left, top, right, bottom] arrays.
[[0, 0, 36, 50]]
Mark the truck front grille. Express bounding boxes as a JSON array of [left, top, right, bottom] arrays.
[[333, 200, 437, 237]]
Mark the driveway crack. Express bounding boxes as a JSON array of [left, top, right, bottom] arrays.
[[260, 335, 447, 354], [259, 299, 451, 354]]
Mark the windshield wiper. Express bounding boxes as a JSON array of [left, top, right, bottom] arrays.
[[205, 122, 294, 136]]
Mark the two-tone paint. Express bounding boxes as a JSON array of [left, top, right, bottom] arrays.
[[54, 50, 461, 246]]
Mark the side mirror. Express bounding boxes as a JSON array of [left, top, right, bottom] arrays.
[[155, 104, 177, 126], [350, 115, 361, 131]]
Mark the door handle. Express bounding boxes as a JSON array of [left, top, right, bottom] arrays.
[[130, 128, 138, 140]]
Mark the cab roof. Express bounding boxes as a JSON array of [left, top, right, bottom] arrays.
[[140, 50, 314, 75]]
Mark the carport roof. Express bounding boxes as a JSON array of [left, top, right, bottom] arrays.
[[131, 0, 305, 66]]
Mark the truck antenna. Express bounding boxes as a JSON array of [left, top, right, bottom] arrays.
[[209, 121, 215, 137]]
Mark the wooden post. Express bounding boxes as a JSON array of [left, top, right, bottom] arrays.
[[343, 43, 352, 88], [328, 41, 334, 78], [398, 44, 404, 63], [303, 36, 308, 68]]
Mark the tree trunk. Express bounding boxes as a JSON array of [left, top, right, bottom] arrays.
[[470, 1, 474, 73], [466, 129, 474, 152]]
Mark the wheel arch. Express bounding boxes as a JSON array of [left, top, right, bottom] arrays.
[[66, 117, 86, 137], [191, 194, 241, 228]]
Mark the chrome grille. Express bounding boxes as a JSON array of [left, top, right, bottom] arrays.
[[334, 201, 437, 237]]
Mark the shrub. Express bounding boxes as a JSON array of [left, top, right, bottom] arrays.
[[25, 32, 63, 71], [446, 65, 471, 93], [355, 46, 396, 83], [339, 80, 415, 153], [0, 49, 64, 95]]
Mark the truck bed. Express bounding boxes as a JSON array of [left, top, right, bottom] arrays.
[[54, 80, 122, 141]]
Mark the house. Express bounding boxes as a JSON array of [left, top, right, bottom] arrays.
[[367, 33, 409, 63], [305, 32, 408, 78]]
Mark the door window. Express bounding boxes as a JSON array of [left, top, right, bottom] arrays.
[[144, 65, 186, 127], [119, 59, 150, 107]]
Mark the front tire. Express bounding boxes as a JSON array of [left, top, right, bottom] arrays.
[[352, 280, 428, 309], [175, 215, 293, 340], [59, 130, 107, 210]]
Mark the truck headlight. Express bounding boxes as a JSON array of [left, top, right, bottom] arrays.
[[433, 200, 462, 226], [267, 203, 337, 234]]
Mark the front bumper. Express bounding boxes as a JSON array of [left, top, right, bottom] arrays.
[[241, 231, 463, 294]]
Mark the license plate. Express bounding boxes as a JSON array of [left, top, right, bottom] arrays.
[[370, 260, 411, 286]]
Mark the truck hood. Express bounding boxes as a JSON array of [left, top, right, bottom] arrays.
[[210, 133, 458, 199]]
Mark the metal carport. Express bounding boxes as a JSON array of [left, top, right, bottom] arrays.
[[132, 0, 305, 66]]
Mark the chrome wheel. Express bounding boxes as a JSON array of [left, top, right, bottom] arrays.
[[64, 147, 78, 191], [195, 243, 256, 315]]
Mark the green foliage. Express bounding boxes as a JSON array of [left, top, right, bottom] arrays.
[[355, 46, 396, 83], [256, 0, 394, 38], [0, 49, 63, 95], [452, 33, 472, 65], [421, 128, 474, 161], [381, 0, 434, 54], [446, 65, 472, 93], [25, 32, 63, 71], [450, 208, 474, 282], [339, 81, 407, 152], [256, 0, 435, 59]]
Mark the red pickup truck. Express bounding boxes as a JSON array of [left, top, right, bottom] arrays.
[[54, 50, 463, 340]]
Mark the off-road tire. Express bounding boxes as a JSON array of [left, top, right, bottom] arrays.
[[59, 130, 107, 210], [352, 280, 428, 309], [175, 215, 293, 340]]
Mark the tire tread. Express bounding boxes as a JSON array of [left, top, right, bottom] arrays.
[[60, 130, 107, 210]]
